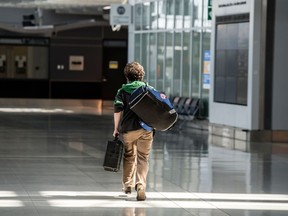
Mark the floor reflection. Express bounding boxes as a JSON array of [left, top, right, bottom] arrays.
[[0, 110, 287, 216], [122, 208, 145, 216]]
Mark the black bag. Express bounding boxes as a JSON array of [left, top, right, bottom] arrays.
[[129, 85, 178, 131], [103, 137, 124, 172]]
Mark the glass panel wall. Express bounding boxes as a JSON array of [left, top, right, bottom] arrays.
[[202, 30, 212, 116], [135, 4, 142, 30], [165, 31, 173, 96], [194, 0, 203, 27], [157, 32, 165, 90], [158, 0, 165, 29], [148, 33, 157, 87], [135, 34, 141, 62], [173, 32, 181, 96], [141, 34, 149, 80], [143, 3, 150, 30], [131, 0, 211, 117], [192, 30, 201, 98], [149, 1, 157, 29], [166, 0, 175, 29], [184, 0, 193, 28], [182, 31, 191, 97], [175, 0, 183, 29]]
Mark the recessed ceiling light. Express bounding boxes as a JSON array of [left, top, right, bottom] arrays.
[[103, 5, 110, 10]]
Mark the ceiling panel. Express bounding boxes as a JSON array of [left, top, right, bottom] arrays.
[[0, 0, 125, 9]]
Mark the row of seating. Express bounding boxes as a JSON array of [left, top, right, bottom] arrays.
[[170, 96, 200, 129]]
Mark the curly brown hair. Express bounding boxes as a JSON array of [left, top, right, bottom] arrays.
[[124, 61, 145, 81]]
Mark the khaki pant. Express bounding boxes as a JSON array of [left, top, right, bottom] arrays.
[[122, 128, 153, 189]]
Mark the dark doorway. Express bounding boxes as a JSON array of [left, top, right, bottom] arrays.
[[101, 40, 127, 100]]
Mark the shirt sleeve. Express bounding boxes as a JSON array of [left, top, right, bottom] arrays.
[[114, 89, 124, 113]]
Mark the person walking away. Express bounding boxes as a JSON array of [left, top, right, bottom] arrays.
[[113, 61, 154, 201]]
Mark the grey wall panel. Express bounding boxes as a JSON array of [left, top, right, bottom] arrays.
[[209, 0, 268, 130], [272, 0, 288, 129], [56, 26, 103, 38], [103, 26, 128, 39], [50, 45, 102, 82]]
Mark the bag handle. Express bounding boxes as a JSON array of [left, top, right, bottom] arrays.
[[114, 134, 119, 141]]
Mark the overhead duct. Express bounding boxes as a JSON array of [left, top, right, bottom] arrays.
[[0, 0, 127, 33]]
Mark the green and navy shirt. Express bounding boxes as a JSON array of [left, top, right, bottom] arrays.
[[114, 81, 148, 133]]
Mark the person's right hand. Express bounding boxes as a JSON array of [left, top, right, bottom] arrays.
[[113, 129, 119, 138]]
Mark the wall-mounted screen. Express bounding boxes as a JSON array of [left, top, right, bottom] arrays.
[[214, 14, 249, 105]]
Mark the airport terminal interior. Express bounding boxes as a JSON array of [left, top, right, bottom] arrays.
[[0, 0, 288, 215], [0, 101, 287, 216]]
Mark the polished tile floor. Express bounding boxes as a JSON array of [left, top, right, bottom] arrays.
[[0, 104, 288, 216]]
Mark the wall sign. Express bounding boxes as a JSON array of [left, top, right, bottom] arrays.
[[203, 50, 211, 89], [218, 0, 247, 8], [215, 0, 250, 14], [69, 56, 84, 71], [109, 61, 119, 69], [110, 4, 131, 26], [208, 0, 212, 20]]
